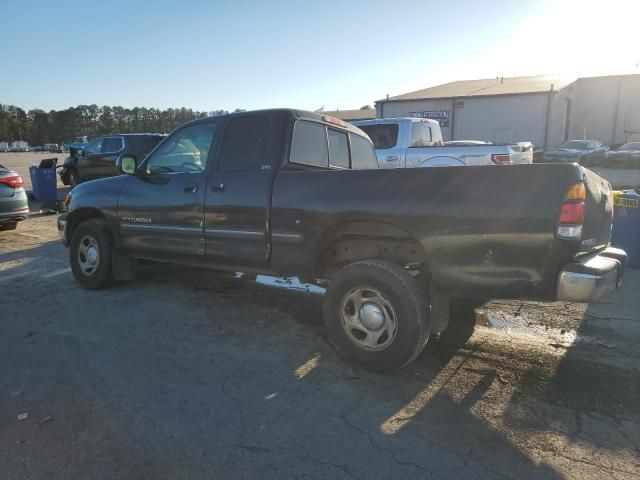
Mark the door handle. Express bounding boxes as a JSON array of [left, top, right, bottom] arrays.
[[184, 184, 198, 193], [210, 183, 225, 192], [385, 155, 399, 162]]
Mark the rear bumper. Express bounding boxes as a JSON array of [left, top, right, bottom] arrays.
[[0, 212, 28, 224], [0, 191, 29, 224], [556, 247, 627, 302]]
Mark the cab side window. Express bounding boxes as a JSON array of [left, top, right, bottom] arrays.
[[328, 129, 349, 168], [218, 116, 269, 172], [290, 120, 378, 170], [146, 122, 217, 174], [350, 134, 379, 169], [101, 137, 123, 154], [84, 138, 104, 155], [290, 121, 329, 167], [409, 122, 432, 148]]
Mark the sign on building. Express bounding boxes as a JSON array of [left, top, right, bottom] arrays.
[[409, 110, 450, 127]]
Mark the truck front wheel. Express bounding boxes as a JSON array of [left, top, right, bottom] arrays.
[[323, 259, 430, 371], [69, 219, 115, 289]]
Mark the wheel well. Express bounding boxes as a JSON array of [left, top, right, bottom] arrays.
[[314, 221, 429, 279], [68, 208, 108, 242]]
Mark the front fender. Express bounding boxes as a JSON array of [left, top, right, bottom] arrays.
[[64, 175, 128, 244]]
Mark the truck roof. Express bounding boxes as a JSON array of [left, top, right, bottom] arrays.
[[186, 108, 370, 138], [352, 117, 441, 127]]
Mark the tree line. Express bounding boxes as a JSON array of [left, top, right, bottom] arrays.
[[0, 104, 244, 146]]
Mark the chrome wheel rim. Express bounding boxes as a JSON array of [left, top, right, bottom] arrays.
[[77, 234, 100, 276], [340, 287, 398, 351]]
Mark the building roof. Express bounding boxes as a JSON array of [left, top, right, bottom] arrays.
[[381, 75, 575, 102], [320, 108, 376, 121]]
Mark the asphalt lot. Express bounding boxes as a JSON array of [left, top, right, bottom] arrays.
[[1, 153, 640, 479]]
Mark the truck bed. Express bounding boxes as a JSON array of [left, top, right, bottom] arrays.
[[270, 163, 612, 299]]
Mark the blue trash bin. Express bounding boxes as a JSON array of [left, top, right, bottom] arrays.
[[611, 189, 640, 268], [29, 165, 58, 202]]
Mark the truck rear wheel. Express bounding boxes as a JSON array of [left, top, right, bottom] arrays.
[[323, 259, 430, 371], [69, 219, 115, 289]]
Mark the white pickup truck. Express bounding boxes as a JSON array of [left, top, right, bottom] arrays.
[[352, 117, 533, 168]]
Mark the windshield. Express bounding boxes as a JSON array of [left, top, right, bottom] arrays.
[[558, 141, 589, 150], [146, 122, 217, 174], [619, 142, 640, 151]]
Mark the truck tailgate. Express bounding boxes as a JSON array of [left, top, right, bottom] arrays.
[[581, 167, 614, 251]]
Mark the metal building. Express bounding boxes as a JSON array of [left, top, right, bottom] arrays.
[[376, 74, 640, 147]]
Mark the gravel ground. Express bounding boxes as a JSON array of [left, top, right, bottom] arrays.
[[1, 153, 639, 479]]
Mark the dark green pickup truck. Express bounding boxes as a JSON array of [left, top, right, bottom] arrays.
[[57, 108, 627, 371]]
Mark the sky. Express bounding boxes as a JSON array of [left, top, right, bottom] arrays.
[[1, 0, 639, 112]]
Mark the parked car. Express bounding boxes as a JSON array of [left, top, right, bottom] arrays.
[[62, 137, 89, 155], [9, 140, 29, 152], [57, 109, 626, 372], [0, 164, 28, 231], [604, 142, 640, 168], [32, 145, 47, 152], [0, 142, 9, 152], [44, 143, 62, 153], [60, 133, 166, 187], [352, 118, 533, 167], [543, 140, 608, 166]]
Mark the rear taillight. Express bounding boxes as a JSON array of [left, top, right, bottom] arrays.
[[0, 175, 24, 188], [491, 154, 511, 165], [559, 203, 585, 224], [557, 182, 586, 239]]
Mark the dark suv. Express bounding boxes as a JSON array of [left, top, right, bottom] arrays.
[[60, 134, 165, 187]]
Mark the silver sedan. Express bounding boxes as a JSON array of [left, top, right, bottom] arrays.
[[0, 164, 29, 231]]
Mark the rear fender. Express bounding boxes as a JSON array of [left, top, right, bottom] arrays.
[[314, 221, 430, 279], [419, 156, 465, 167]]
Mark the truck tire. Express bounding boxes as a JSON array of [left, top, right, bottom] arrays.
[[323, 259, 430, 371], [69, 219, 115, 289], [437, 298, 484, 347]]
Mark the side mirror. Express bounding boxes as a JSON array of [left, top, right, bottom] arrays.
[[116, 154, 138, 175]]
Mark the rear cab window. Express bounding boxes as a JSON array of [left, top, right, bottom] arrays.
[[357, 124, 399, 150], [290, 120, 378, 170], [328, 129, 349, 168]]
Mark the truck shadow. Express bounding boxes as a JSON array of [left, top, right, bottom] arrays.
[[0, 240, 67, 280], [498, 282, 640, 461], [0, 253, 570, 478], [139, 264, 563, 478]]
